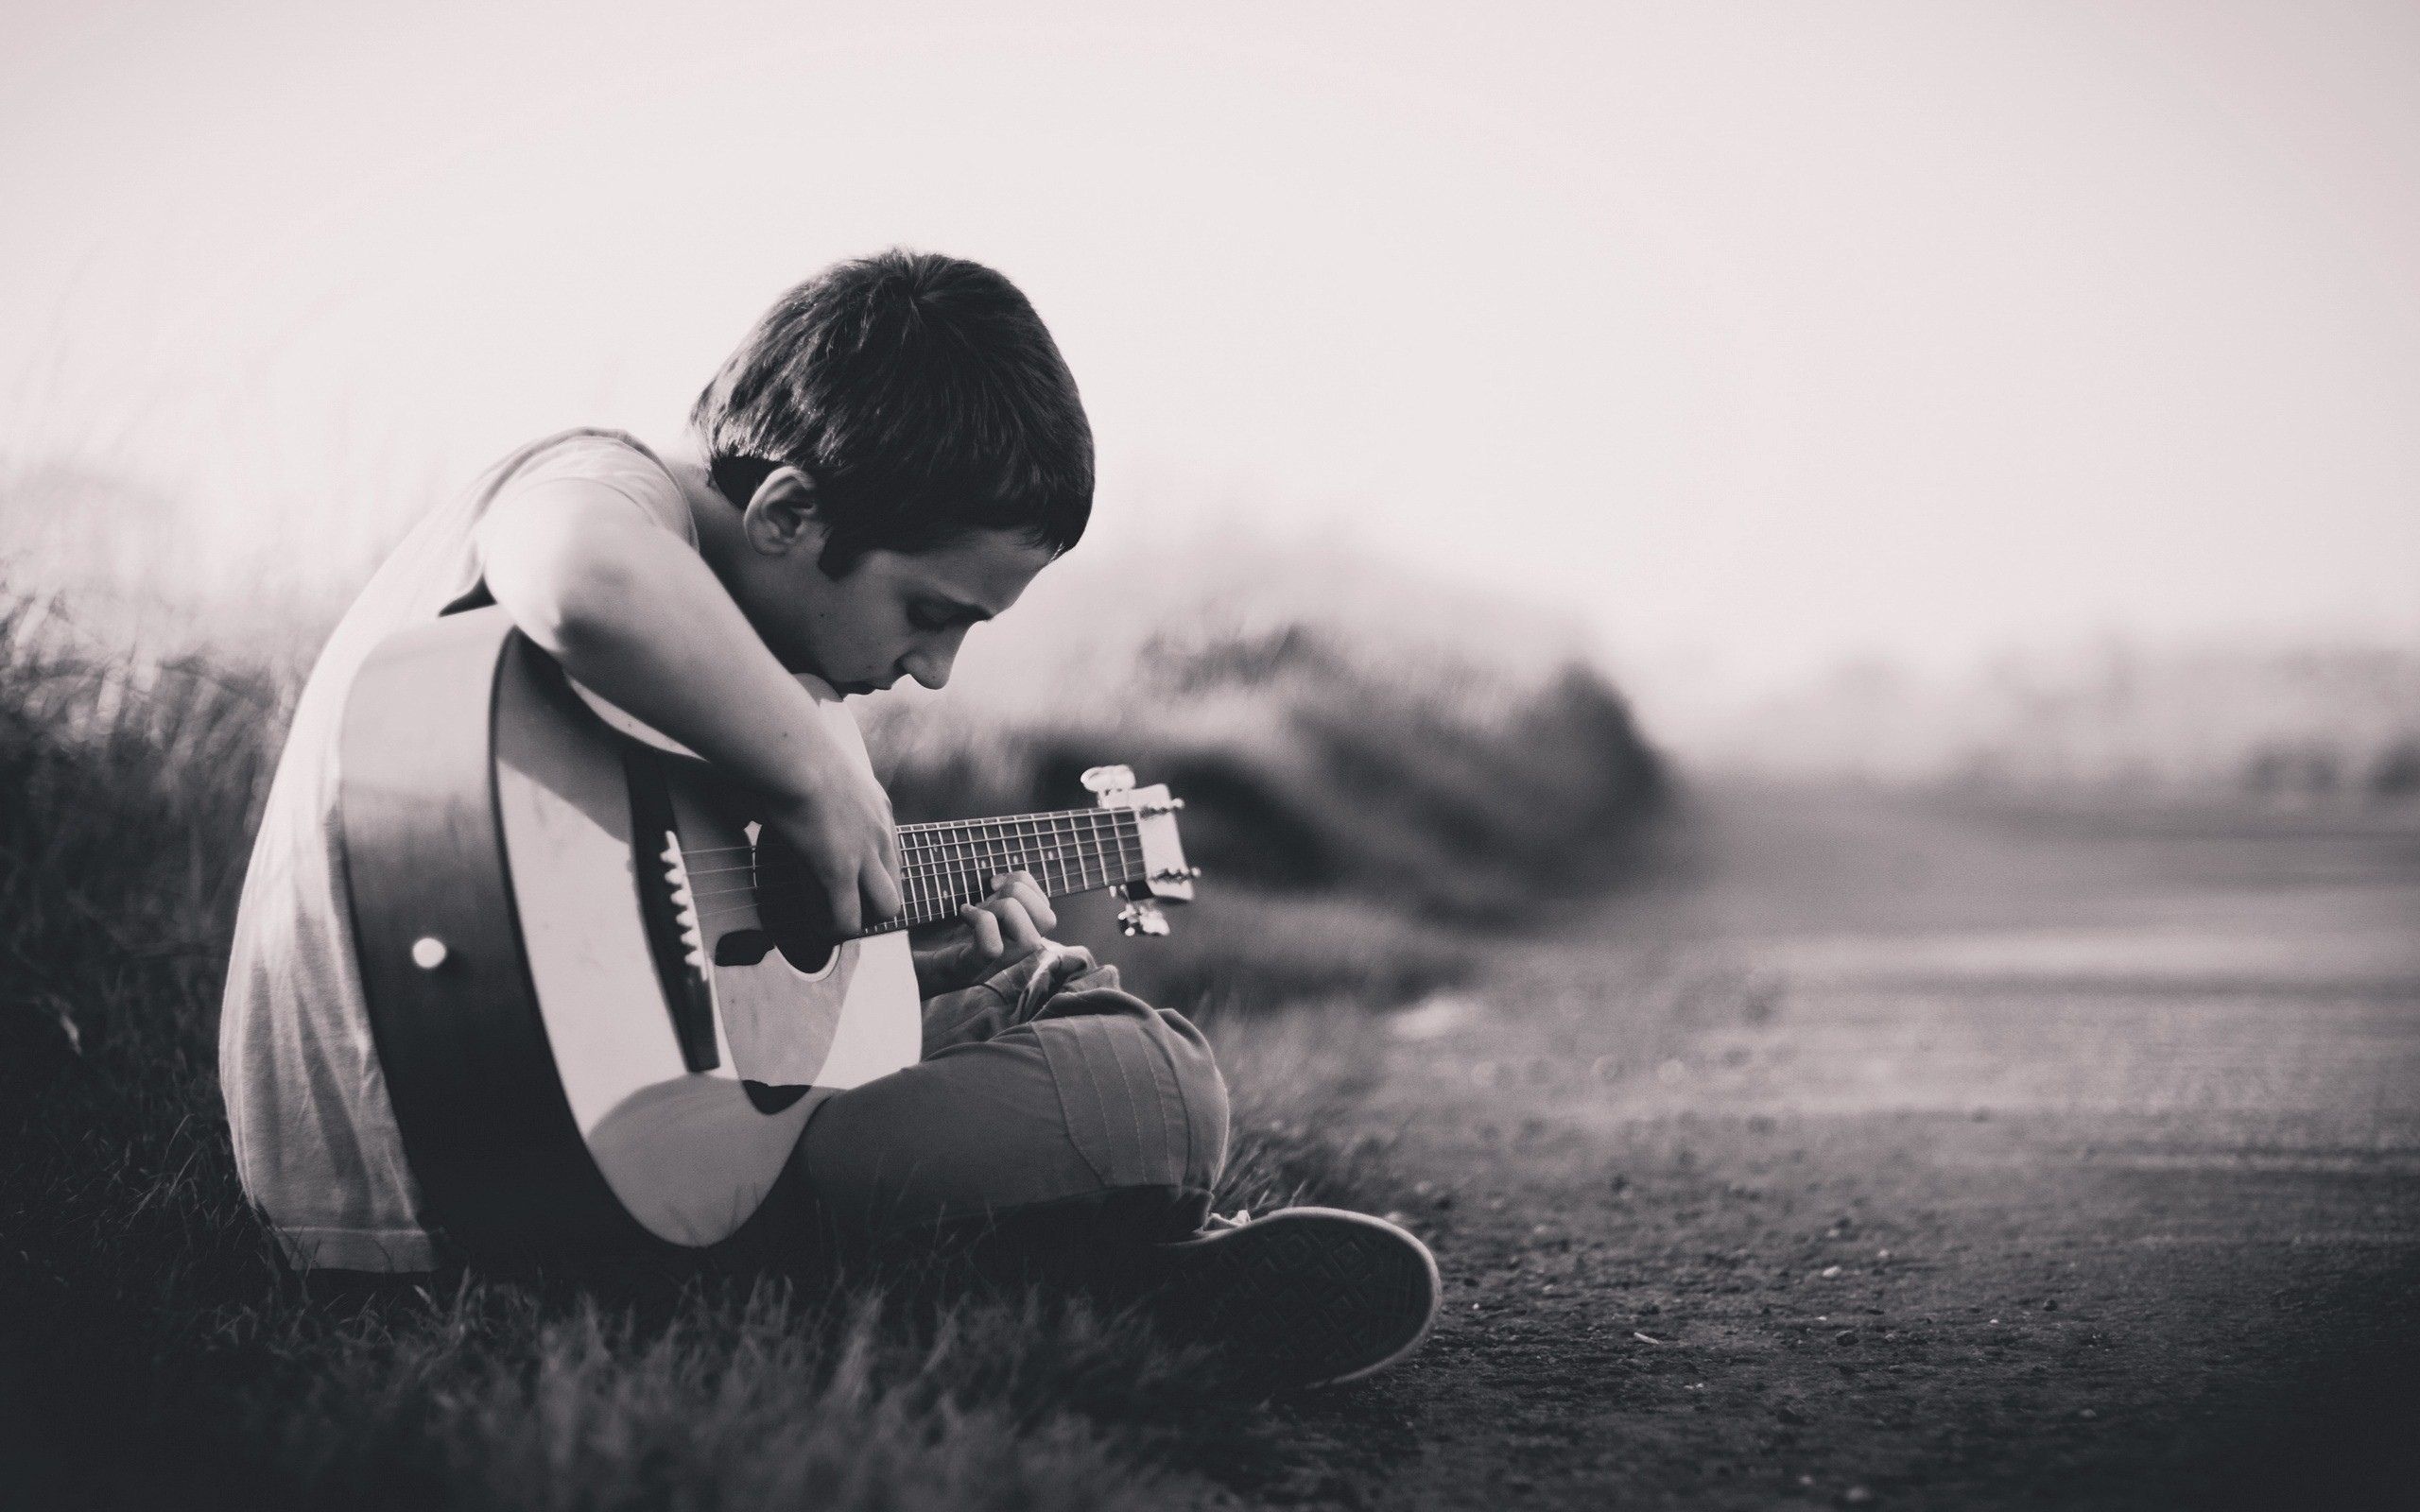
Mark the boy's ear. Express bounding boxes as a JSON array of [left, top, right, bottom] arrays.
[[739, 466, 830, 559]]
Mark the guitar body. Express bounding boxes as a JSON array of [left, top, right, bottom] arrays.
[[338, 608, 920, 1260]]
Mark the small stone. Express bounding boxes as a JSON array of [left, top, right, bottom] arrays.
[[1775, 1403, 1810, 1425], [1821, 1265, 1843, 1278], [2043, 1299, 2060, 1312], [2079, 1407, 2098, 1420], [1841, 1486, 1876, 1506], [1835, 1329, 1858, 1345]]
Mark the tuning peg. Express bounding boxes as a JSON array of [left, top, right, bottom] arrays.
[[1117, 899, 1172, 937], [1081, 765, 1136, 798]]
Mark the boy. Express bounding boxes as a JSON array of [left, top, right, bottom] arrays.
[[220, 249, 1438, 1391]]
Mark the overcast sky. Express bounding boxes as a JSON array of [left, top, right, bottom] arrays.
[[5, 0, 2417, 700]]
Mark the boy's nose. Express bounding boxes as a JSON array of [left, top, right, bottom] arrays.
[[904, 628, 969, 691], [903, 646, 956, 691]]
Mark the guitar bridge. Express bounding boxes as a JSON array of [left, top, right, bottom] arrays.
[[623, 747, 721, 1074]]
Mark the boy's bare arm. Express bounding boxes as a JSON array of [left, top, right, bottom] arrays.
[[475, 480, 901, 935]]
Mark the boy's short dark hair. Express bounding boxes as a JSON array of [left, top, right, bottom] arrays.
[[690, 249, 1093, 576]]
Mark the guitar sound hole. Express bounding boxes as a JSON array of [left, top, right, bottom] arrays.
[[750, 831, 838, 974]]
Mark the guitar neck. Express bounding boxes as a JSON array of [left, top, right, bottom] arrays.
[[858, 806, 1147, 935]]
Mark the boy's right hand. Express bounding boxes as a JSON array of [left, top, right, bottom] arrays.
[[761, 766, 903, 937]]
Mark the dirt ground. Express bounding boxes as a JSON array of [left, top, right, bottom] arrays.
[[1241, 788, 2420, 1509]]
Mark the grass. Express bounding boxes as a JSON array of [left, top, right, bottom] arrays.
[[0, 589, 1614, 1510]]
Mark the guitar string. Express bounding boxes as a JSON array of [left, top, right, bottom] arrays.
[[687, 854, 1155, 941], [681, 862, 1140, 896], [675, 837, 1145, 885], [669, 835, 1130, 863], [689, 875, 1136, 923], [677, 841, 1147, 900], [667, 822, 1142, 867], [665, 808, 1143, 858], [687, 832, 1147, 900], [656, 810, 1151, 923], [672, 826, 1143, 883], [669, 823, 1145, 889], [680, 843, 1150, 903], [679, 827, 1146, 876], [676, 856, 1127, 883], [687, 868, 1143, 930]]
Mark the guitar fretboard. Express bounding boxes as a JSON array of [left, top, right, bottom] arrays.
[[859, 807, 1147, 935]]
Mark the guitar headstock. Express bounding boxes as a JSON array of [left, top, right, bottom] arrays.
[[1080, 765, 1199, 936]]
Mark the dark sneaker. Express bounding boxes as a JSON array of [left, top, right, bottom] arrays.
[[1135, 1206, 1442, 1393]]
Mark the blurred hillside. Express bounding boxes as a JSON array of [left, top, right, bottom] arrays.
[[864, 533, 1662, 908], [873, 622, 1659, 915], [1677, 640, 2420, 802], [840, 533, 1667, 1009]]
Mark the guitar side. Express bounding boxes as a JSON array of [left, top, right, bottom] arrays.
[[338, 608, 655, 1260], [338, 608, 918, 1260]]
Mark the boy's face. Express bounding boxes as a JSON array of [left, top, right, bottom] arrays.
[[729, 487, 1057, 693]]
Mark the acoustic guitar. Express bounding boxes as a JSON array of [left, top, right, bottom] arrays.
[[337, 606, 1196, 1261]]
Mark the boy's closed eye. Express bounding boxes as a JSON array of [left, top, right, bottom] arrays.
[[909, 598, 991, 633]]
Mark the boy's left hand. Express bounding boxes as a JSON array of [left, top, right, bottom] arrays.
[[910, 871, 1057, 998]]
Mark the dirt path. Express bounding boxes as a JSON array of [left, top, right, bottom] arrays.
[[1253, 789, 2420, 1508]]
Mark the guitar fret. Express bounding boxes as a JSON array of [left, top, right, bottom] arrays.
[[884, 809, 1147, 925]]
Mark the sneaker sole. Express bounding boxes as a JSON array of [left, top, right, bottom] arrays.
[[1148, 1206, 1442, 1392]]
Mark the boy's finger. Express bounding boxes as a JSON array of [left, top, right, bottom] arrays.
[[807, 853, 860, 937], [959, 903, 1004, 960], [994, 871, 1055, 934], [864, 858, 902, 923], [989, 899, 1042, 954]]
